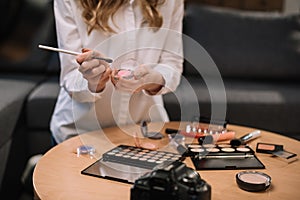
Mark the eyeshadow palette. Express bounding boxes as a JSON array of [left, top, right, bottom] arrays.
[[102, 145, 182, 169], [81, 145, 183, 183], [81, 158, 151, 184], [187, 144, 265, 170]]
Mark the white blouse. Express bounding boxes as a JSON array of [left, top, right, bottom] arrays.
[[51, 0, 184, 143]]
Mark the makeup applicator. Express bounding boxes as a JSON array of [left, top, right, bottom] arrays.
[[230, 130, 261, 147]]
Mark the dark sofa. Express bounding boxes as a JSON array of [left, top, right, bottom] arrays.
[[0, 1, 59, 199], [0, 1, 299, 199], [164, 3, 300, 139]]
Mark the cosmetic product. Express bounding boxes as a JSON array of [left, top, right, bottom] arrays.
[[140, 121, 164, 140], [236, 171, 271, 192], [256, 142, 283, 154], [198, 135, 214, 145], [230, 130, 261, 147], [81, 157, 151, 184], [189, 116, 228, 134], [212, 131, 236, 142], [203, 154, 254, 159], [82, 145, 183, 184], [114, 69, 134, 80], [256, 142, 297, 163], [165, 128, 235, 142], [133, 132, 158, 151], [172, 141, 189, 156], [102, 145, 182, 169], [168, 134, 189, 156], [38, 44, 113, 63], [187, 144, 265, 170], [199, 116, 227, 133], [113, 58, 140, 80], [76, 145, 95, 157]]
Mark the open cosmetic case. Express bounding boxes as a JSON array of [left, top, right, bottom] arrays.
[[186, 143, 265, 170]]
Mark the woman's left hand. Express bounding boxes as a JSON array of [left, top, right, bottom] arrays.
[[111, 65, 165, 94]]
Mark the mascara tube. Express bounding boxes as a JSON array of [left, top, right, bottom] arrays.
[[230, 130, 261, 147]]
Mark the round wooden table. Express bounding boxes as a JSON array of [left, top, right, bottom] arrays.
[[33, 122, 300, 200]]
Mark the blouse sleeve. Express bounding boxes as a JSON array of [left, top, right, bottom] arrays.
[[153, 0, 184, 95], [54, 0, 103, 102]]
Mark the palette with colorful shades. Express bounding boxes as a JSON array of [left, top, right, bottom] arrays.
[[186, 143, 265, 170], [102, 145, 183, 169], [187, 143, 254, 155]]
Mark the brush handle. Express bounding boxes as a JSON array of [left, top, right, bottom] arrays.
[[38, 44, 113, 63], [230, 130, 261, 146]]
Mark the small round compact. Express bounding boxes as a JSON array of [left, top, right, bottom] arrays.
[[236, 171, 271, 192], [114, 69, 134, 80], [76, 145, 96, 156]]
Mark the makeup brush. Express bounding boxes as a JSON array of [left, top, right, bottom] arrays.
[[38, 44, 113, 63], [230, 130, 261, 147]]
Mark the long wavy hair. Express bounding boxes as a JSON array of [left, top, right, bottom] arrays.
[[80, 0, 166, 34]]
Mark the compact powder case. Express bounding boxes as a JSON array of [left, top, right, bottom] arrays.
[[76, 145, 96, 156], [114, 69, 134, 80], [256, 142, 297, 163], [236, 171, 271, 192]]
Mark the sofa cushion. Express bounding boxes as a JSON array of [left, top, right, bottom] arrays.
[[27, 130, 53, 156], [0, 74, 43, 190], [26, 76, 60, 129], [183, 4, 300, 80], [0, 139, 11, 190], [0, 74, 43, 148]]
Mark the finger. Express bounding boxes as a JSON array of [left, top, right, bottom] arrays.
[[76, 50, 93, 64], [89, 65, 106, 78], [100, 73, 111, 84], [98, 68, 111, 82], [88, 70, 111, 91], [103, 67, 112, 78], [111, 69, 120, 85], [77, 49, 108, 65], [82, 65, 107, 80], [134, 66, 148, 79], [79, 59, 101, 73], [82, 48, 91, 53], [88, 71, 109, 86]]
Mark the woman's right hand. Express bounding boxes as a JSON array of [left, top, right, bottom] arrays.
[[76, 49, 111, 93]]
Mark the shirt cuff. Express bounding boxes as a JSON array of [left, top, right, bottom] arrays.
[[62, 73, 104, 102]]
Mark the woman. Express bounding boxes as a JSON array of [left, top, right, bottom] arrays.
[[51, 0, 184, 143]]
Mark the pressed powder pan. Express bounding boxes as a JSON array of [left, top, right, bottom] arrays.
[[236, 171, 271, 192]]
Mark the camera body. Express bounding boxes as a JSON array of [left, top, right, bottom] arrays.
[[130, 161, 211, 200]]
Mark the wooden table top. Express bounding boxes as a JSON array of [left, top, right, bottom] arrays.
[[33, 122, 300, 200]]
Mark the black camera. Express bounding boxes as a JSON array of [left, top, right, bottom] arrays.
[[130, 160, 211, 200]]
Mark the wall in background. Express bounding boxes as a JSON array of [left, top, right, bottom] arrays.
[[283, 0, 300, 13]]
